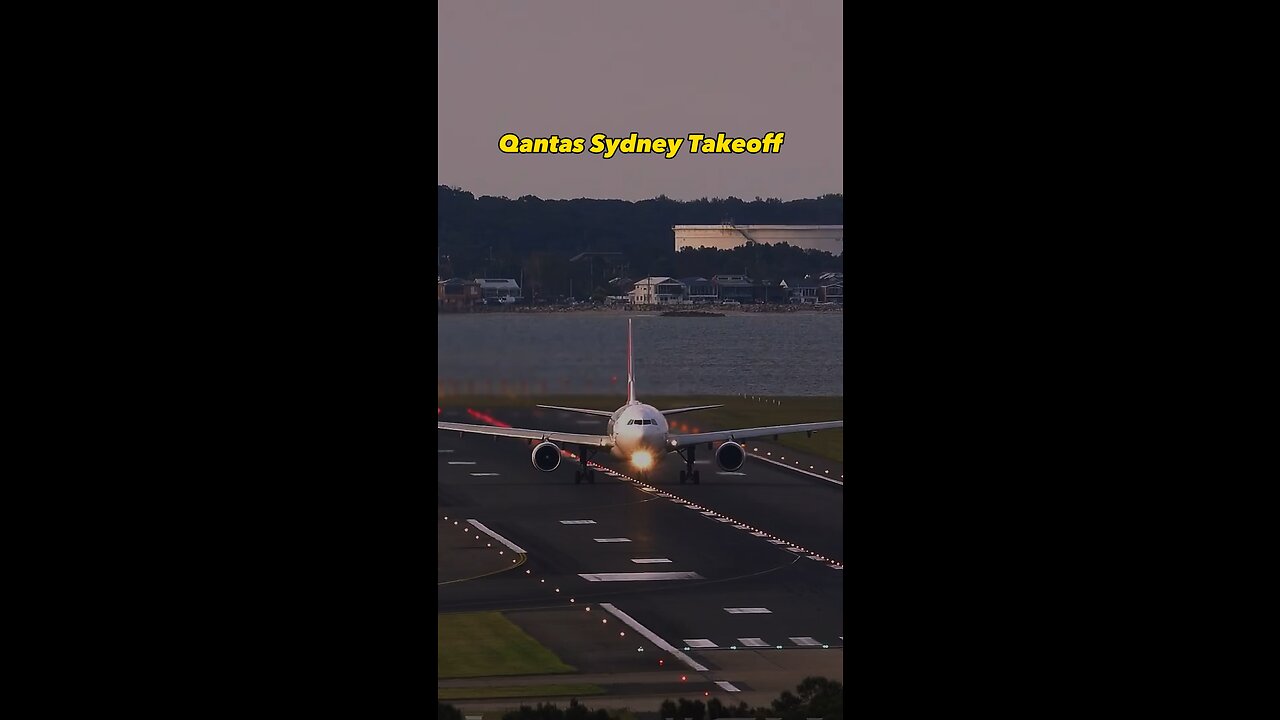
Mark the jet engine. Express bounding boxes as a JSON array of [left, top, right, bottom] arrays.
[[531, 441, 562, 472], [715, 441, 746, 472]]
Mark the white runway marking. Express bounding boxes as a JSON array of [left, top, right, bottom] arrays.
[[701, 511, 717, 516], [640, 487, 658, 492], [724, 607, 772, 614], [715, 681, 742, 692], [593, 538, 632, 543], [599, 602, 708, 672], [694, 460, 711, 464], [767, 539, 787, 544], [750, 531, 769, 537], [684, 639, 718, 648], [469, 472, 500, 476], [717, 471, 746, 476], [733, 524, 751, 529], [716, 517, 733, 522], [579, 571, 703, 581], [447, 461, 476, 465], [787, 547, 805, 553], [738, 637, 771, 647], [559, 520, 597, 524], [466, 519, 527, 554], [631, 558, 672, 563], [749, 453, 844, 486], [438, 449, 454, 453], [806, 555, 824, 560], [789, 636, 822, 647]]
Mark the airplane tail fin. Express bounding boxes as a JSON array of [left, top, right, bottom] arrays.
[[627, 318, 636, 404]]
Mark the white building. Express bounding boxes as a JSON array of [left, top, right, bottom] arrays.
[[474, 278, 521, 300], [674, 224, 843, 256], [628, 277, 687, 305]]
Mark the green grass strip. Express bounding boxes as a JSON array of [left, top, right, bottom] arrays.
[[438, 612, 575, 678]]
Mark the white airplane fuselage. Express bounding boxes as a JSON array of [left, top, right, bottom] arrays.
[[606, 401, 670, 467]]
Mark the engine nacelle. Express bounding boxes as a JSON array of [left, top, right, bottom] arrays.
[[715, 441, 746, 472], [531, 441, 562, 472]]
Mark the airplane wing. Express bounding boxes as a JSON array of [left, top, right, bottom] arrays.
[[438, 421, 614, 448], [536, 404, 615, 417], [667, 420, 843, 449], [659, 404, 724, 416]]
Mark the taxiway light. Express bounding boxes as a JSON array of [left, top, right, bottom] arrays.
[[658, 659, 664, 666], [585, 607, 590, 611], [454, 521, 458, 525], [810, 465, 814, 469], [704, 692, 709, 697], [569, 598, 574, 603], [681, 675, 687, 682], [602, 619, 607, 624], [487, 543, 491, 547], [525, 570, 530, 574], [619, 631, 625, 637], [444, 516, 448, 520], [555, 588, 560, 592], [499, 551, 503, 554]]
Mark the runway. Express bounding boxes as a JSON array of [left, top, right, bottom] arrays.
[[437, 404, 845, 669]]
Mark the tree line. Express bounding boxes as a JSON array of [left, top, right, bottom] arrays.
[[438, 187, 843, 300]]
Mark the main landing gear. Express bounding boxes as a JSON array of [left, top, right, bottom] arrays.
[[677, 446, 701, 485], [574, 446, 597, 485]]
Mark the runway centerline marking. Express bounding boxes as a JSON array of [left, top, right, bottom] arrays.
[[684, 639, 718, 648], [598, 602, 708, 672], [717, 471, 746, 476], [469, 472, 500, 476], [447, 461, 476, 465], [579, 572, 703, 581], [593, 538, 632, 543], [715, 681, 741, 692], [631, 558, 672, 563], [739, 637, 770, 647], [559, 520, 597, 524], [724, 607, 772, 614], [438, 449, 454, 453], [466, 519, 527, 554]]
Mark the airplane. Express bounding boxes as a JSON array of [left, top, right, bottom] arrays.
[[437, 319, 843, 484]]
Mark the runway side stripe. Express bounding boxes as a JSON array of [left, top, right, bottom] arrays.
[[715, 681, 741, 692], [466, 519, 527, 554], [598, 602, 709, 672], [578, 572, 703, 581], [748, 453, 844, 486]]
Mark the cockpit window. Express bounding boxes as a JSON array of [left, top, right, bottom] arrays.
[[627, 420, 635, 425]]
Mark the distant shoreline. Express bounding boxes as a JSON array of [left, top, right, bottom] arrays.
[[439, 304, 842, 314]]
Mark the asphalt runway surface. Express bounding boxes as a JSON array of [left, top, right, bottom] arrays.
[[437, 404, 845, 668]]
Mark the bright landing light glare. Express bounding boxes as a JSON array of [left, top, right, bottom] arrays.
[[631, 450, 653, 469]]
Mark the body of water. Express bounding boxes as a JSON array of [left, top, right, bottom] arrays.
[[438, 311, 843, 397]]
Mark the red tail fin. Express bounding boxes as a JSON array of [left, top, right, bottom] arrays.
[[627, 318, 636, 404]]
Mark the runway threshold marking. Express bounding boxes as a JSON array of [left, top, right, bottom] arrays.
[[738, 637, 770, 647], [578, 572, 703, 581], [598, 602, 708, 672], [684, 639, 718, 648], [789, 636, 822, 647], [466, 519, 527, 553]]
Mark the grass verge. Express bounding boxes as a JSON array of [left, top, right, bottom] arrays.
[[438, 612, 576, 678], [439, 394, 844, 464], [438, 683, 605, 700]]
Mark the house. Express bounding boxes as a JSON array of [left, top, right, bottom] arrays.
[[780, 277, 821, 304], [678, 277, 716, 303], [438, 278, 480, 309], [817, 274, 843, 304], [711, 274, 755, 303], [628, 276, 687, 305], [474, 278, 522, 302]]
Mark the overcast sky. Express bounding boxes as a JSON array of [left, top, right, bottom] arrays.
[[437, 0, 843, 202]]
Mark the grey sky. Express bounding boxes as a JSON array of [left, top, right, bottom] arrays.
[[437, 0, 843, 201]]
